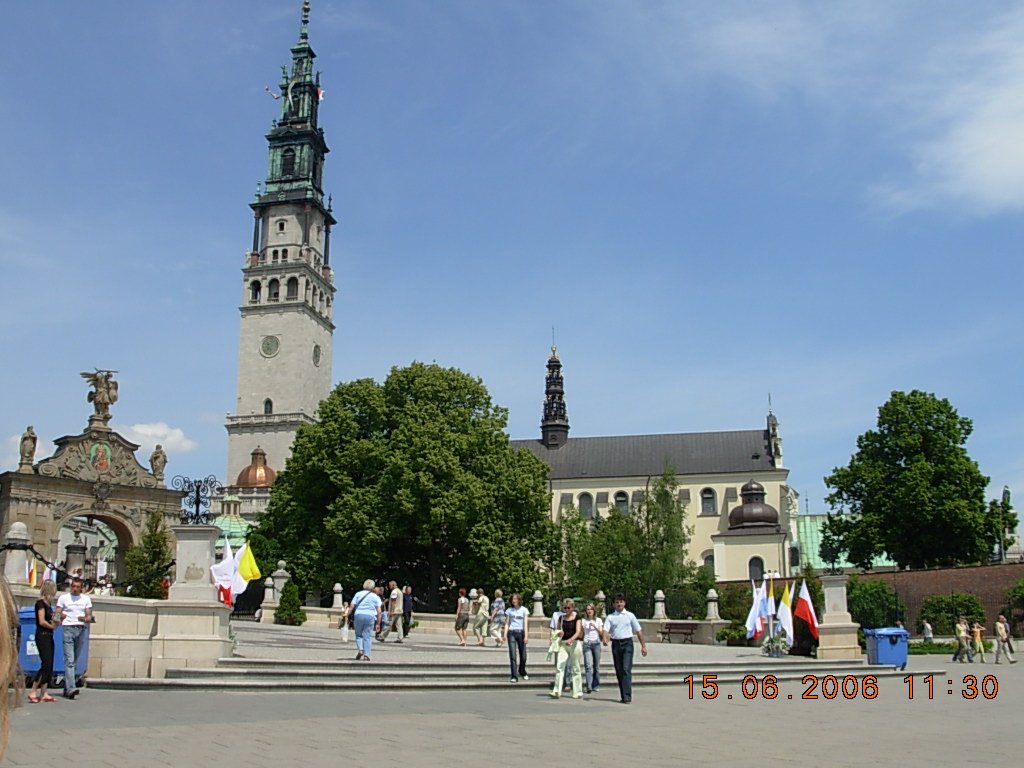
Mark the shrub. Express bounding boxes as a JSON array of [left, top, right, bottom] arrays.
[[847, 577, 904, 629], [717, 583, 753, 623], [123, 512, 173, 599], [715, 622, 750, 646], [918, 593, 984, 635], [274, 580, 307, 626]]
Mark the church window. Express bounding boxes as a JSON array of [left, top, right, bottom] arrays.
[[282, 148, 296, 177], [258, 251, 266, 264], [249, 281, 261, 303], [703, 553, 715, 573], [272, 249, 279, 263], [614, 491, 629, 514], [578, 493, 594, 520], [286, 277, 299, 300], [263, 399, 273, 415], [748, 557, 764, 582], [277, 220, 285, 233], [268, 279, 280, 302], [700, 488, 717, 516], [281, 248, 288, 261], [311, 286, 318, 307]]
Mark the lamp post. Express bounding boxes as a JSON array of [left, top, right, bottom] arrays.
[[171, 475, 224, 525], [768, 569, 781, 637]]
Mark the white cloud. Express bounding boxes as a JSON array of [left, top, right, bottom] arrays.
[[116, 422, 198, 459], [1, 435, 20, 471]]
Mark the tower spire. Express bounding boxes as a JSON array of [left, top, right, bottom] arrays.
[[300, 0, 311, 41], [541, 346, 570, 449]]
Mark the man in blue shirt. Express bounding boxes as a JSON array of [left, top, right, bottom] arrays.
[[603, 593, 647, 704]]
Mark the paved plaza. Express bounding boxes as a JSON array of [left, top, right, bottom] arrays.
[[6, 622, 1017, 767]]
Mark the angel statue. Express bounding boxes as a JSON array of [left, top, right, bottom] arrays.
[[80, 370, 119, 425]]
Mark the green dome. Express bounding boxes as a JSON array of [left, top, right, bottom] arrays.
[[213, 511, 251, 549]]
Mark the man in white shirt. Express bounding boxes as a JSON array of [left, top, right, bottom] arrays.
[[379, 580, 405, 643], [604, 593, 647, 704], [56, 576, 93, 700]]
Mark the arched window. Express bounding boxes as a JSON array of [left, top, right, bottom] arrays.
[[268, 279, 280, 302], [286, 277, 299, 300], [277, 220, 285, 233], [258, 250, 266, 264], [263, 399, 273, 415], [578, 493, 594, 520], [272, 249, 279, 263], [311, 286, 318, 307], [614, 491, 629, 514], [703, 554, 715, 573], [281, 148, 296, 177], [700, 488, 717, 516], [281, 248, 288, 262], [249, 281, 261, 303], [748, 556, 765, 582]]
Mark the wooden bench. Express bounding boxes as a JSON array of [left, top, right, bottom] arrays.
[[660, 620, 699, 643]]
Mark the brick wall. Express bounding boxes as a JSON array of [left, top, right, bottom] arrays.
[[857, 562, 1024, 634]]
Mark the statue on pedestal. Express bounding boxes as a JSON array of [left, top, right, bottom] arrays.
[[80, 370, 119, 426], [18, 426, 36, 473], [149, 444, 167, 484]]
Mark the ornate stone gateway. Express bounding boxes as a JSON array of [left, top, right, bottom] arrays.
[[0, 372, 183, 581]]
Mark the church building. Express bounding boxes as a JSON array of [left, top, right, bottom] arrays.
[[224, 1, 336, 520], [510, 348, 798, 582]]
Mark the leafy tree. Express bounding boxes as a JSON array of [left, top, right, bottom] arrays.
[[274, 580, 307, 626], [918, 592, 985, 635], [824, 390, 990, 569], [988, 486, 1019, 562], [846, 576, 904, 629], [249, 363, 552, 606], [123, 512, 173, 599]]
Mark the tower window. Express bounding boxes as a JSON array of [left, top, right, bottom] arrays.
[[281, 248, 288, 262], [282, 148, 296, 177], [700, 488, 717, 516], [311, 286, 318, 307], [272, 249, 279, 263], [748, 556, 765, 582], [277, 220, 285, 233], [258, 251, 266, 264], [268, 279, 280, 302], [578, 493, 594, 520], [286, 277, 299, 300], [249, 281, 261, 304], [614, 491, 629, 514], [263, 399, 273, 415]]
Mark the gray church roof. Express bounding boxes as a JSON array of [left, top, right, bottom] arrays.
[[510, 430, 775, 479]]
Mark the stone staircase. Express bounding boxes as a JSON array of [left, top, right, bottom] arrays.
[[89, 655, 936, 691]]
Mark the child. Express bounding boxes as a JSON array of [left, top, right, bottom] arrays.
[[972, 622, 986, 663]]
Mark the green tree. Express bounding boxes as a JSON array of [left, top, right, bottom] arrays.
[[248, 363, 552, 605], [123, 511, 173, 599], [988, 486, 1019, 562], [274, 580, 307, 626], [824, 390, 991, 569], [846, 576, 904, 629], [919, 592, 985, 635]]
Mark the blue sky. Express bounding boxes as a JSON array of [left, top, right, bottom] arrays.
[[2, 1, 1022, 515]]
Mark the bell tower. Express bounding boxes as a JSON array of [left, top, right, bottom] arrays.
[[540, 347, 570, 448], [226, 0, 336, 485]]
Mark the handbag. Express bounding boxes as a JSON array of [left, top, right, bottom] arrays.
[[341, 590, 370, 632]]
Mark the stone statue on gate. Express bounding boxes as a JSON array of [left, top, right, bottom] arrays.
[[80, 370, 119, 426], [149, 444, 167, 485], [18, 426, 36, 473]]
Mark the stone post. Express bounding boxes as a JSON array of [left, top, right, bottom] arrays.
[[3, 522, 30, 586], [653, 589, 668, 620], [65, 541, 87, 577], [531, 590, 546, 618], [595, 590, 607, 619], [816, 574, 862, 660], [168, 524, 219, 601], [263, 576, 276, 606], [271, 561, 290, 598], [705, 588, 721, 621], [333, 583, 344, 608]]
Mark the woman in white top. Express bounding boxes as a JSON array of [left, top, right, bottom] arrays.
[[580, 603, 606, 694]]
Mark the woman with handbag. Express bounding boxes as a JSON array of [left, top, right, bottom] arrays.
[[550, 598, 583, 699], [346, 579, 382, 661], [28, 580, 59, 703]]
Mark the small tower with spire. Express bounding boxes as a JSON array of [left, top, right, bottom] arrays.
[[541, 346, 570, 448]]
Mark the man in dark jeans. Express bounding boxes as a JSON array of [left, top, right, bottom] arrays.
[[604, 593, 647, 704], [402, 586, 414, 636]]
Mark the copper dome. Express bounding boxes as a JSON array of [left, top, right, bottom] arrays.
[[727, 480, 779, 529], [235, 446, 277, 488]]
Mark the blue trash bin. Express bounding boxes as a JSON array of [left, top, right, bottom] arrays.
[[18, 606, 91, 685], [864, 627, 909, 670]]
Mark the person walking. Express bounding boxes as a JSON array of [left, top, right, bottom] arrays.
[[379, 580, 405, 643], [605, 593, 647, 704], [489, 589, 506, 647], [953, 616, 972, 663], [346, 579, 382, 661], [473, 588, 490, 647], [549, 599, 583, 699], [503, 593, 530, 683], [28, 580, 58, 704], [454, 588, 471, 646], [56, 576, 93, 699], [994, 614, 1017, 664], [971, 621, 987, 663], [402, 586, 414, 635], [921, 619, 933, 644], [581, 603, 606, 694]]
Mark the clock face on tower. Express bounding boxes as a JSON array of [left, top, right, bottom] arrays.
[[260, 335, 280, 357], [312, 344, 322, 366]]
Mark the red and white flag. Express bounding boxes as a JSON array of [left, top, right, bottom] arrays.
[[210, 536, 235, 607], [317, 87, 325, 102], [794, 579, 819, 639], [265, 85, 282, 100]]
